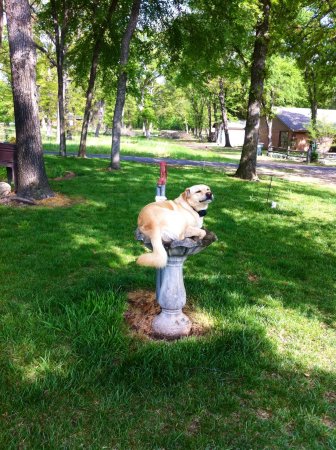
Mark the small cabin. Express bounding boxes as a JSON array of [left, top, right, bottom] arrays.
[[259, 108, 336, 153]]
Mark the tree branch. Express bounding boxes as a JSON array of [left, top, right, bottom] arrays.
[[34, 42, 57, 67], [232, 45, 250, 69]]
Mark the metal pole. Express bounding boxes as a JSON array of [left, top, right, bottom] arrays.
[[155, 162, 167, 300]]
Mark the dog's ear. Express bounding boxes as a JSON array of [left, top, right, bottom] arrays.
[[182, 188, 191, 200]]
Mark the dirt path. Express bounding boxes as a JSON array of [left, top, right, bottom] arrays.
[[176, 141, 336, 188], [45, 151, 336, 189], [121, 155, 336, 189]]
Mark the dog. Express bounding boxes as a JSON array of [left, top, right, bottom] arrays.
[[136, 184, 214, 268]]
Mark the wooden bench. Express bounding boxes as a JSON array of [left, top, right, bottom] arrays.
[[0, 143, 16, 186], [267, 147, 288, 159], [267, 147, 308, 161]]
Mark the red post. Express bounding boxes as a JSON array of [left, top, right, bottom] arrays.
[[157, 161, 167, 186], [156, 162, 168, 300]]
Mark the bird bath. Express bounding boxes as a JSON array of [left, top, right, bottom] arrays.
[[136, 229, 217, 339]]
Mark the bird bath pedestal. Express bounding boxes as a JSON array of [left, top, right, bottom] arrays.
[[136, 229, 217, 339]]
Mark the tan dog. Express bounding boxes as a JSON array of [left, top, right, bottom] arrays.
[[137, 185, 214, 268]]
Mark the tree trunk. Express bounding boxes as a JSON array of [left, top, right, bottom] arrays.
[[144, 119, 151, 138], [110, 0, 141, 170], [264, 90, 274, 151], [0, 0, 3, 46], [307, 70, 318, 128], [95, 100, 105, 137], [46, 118, 52, 139], [6, 0, 54, 199], [218, 78, 232, 147], [64, 72, 72, 140], [235, 0, 271, 180], [51, 0, 66, 156], [213, 100, 218, 123], [207, 101, 212, 142], [78, 0, 118, 157], [78, 39, 101, 157], [266, 115, 272, 151], [216, 124, 224, 144]]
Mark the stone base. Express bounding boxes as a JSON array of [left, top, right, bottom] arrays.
[[152, 309, 192, 339], [0, 182, 11, 198]]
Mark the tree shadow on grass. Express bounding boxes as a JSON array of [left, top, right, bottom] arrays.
[[1, 157, 335, 447], [1, 309, 335, 448]]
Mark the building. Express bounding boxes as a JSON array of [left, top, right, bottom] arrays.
[[212, 121, 246, 146], [259, 107, 336, 153]]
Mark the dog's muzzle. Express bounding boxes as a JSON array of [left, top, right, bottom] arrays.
[[201, 192, 214, 202]]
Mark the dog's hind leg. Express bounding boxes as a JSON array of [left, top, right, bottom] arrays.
[[136, 227, 167, 268]]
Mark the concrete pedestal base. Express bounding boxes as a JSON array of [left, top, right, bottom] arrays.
[[152, 255, 191, 339], [136, 228, 217, 340], [152, 310, 191, 339]]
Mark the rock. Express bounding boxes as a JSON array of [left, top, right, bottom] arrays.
[[0, 182, 11, 198]]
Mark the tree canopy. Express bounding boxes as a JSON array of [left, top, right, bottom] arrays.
[[0, 0, 335, 187]]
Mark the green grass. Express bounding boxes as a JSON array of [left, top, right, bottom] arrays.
[[43, 133, 243, 164], [0, 156, 336, 448], [44, 133, 334, 166]]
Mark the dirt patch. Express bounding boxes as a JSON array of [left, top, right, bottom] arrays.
[[52, 171, 76, 181], [36, 193, 84, 207], [0, 193, 84, 208], [322, 416, 335, 429], [255, 409, 272, 420], [248, 272, 260, 283], [325, 391, 336, 403], [125, 290, 213, 340]]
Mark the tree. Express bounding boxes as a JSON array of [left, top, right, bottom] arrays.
[[153, 82, 190, 131], [6, 0, 54, 199], [0, 36, 14, 124], [218, 77, 232, 147], [50, 0, 73, 156], [34, 0, 78, 156], [186, 86, 206, 137], [94, 99, 105, 137], [0, 80, 13, 124], [0, 0, 3, 46], [36, 54, 58, 135], [78, 0, 119, 157], [289, 2, 336, 128], [110, 0, 141, 170], [164, 2, 251, 144], [235, 0, 271, 181]]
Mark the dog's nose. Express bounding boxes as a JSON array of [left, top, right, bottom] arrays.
[[206, 192, 213, 199]]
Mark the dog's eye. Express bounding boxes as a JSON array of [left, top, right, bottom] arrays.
[[196, 190, 201, 193]]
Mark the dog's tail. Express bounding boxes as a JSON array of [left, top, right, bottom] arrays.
[[136, 228, 167, 268]]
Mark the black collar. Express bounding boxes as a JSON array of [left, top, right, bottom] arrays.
[[193, 208, 207, 217]]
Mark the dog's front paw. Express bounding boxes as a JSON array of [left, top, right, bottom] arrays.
[[199, 229, 206, 239]]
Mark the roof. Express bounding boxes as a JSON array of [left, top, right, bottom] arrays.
[[275, 107, 336, 132]]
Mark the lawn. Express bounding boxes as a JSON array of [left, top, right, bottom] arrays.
[[43, 133, 244, 164], [43, 133, 336, 167], [0, 155, 335, 448]]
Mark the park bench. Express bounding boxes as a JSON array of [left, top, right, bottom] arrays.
[[0, 143, 16, 186], [267, 147, 308, 161], [318, 152, 336, 164]]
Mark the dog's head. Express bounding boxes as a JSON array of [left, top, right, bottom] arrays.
[[182, 184, 214, 211]]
